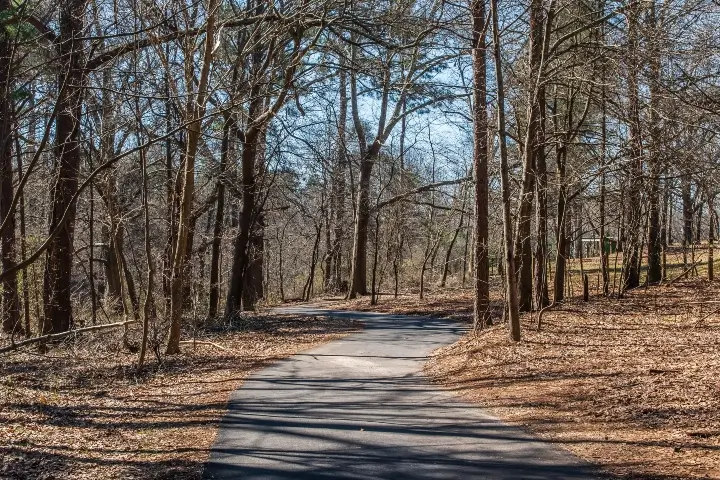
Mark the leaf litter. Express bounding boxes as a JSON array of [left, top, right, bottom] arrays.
[[0, 313, 360, 480]]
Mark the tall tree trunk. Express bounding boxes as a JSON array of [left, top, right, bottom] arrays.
[[709, 197, 715, 282], [491, 0, 520, 341], [103, 224, 122, 311], [554, 143, 569, 303], [323, 200, 332, 290], [181, 215, 197, 308], [241, 123, 267, 311], [370, 213, 381, 305], [42, 0, 86, 335], [16, 124, 30, 335], [166, 0, 217, 353], [514, 0, 545, 312], [225, 128, 259, 315], [682, 176, 692, 266], [0, 10, 20, 334], [162, 51, 178, 315], [646, 1, 662, 285], [533, 0, 551, 310], [533, 123, 549, 308], [471, 0, 489, 326], [349, 152, 373, 297], [242, 216, 265, 309], [331, 61, 348, 289], [661, 181, 669, 279], [599, 52, 610, 294], [208, 115, 233, 318], [347, 42, 396, 299], [303, 223, 322, 301], [138, 123, 154, 369], [622, 0, 643, 292]]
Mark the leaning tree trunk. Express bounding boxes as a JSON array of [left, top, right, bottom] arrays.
[[441, 187, 466, 288]]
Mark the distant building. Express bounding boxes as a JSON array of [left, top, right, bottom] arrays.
[[580, 236, 618, 257]]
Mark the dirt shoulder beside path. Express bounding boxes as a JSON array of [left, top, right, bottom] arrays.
[[422, 281, 720, 480], [0, 314, 360, 480]]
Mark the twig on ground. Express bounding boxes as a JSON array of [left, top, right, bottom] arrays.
[[178, 340, 232, 352], [666, 257, 704, 286]]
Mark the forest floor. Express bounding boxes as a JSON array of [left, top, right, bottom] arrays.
[[318, 276, 720, 479], [0, 313, 360, 480]]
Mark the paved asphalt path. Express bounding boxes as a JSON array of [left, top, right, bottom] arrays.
[[205, 308, 600, 479]]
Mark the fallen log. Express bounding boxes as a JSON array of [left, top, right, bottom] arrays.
[[0, 320, 138, 354]]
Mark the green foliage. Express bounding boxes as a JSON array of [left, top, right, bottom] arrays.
[[11, 86, 30, 101], [1, 4, 44, 41]]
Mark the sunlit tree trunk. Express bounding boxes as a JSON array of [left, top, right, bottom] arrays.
[[622, 0, 643, 291], [514, 0, 545, 312], [166, 0, 217, 353], [491, 0, 520, 341], [208, 115, 233, 318], [646, 1, 663, 285]]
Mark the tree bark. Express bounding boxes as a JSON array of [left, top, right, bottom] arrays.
[[42, 0, 87, 335], [514, 0, 545, 312], [622, 0, 643, 292], [491, 0, 521, 341], [554, 145, 569, 304], [166, 0, 217, 353], [208, 115, 233, 318], [330, 60, 348, 289], [471, 0, 490, 326], [682, 176, 693, 267], [0, 13, 20, 334], [709, 198, 715, 282], [225, 128, 259, 315], [646, 1, 662, 285]]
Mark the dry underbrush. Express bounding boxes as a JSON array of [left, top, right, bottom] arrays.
[[425, 280, 720, 480], [313, 286, 489, 320], [0, 314, 359, 480]]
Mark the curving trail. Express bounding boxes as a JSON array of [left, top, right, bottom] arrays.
[[205, 308, 600, 479]]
